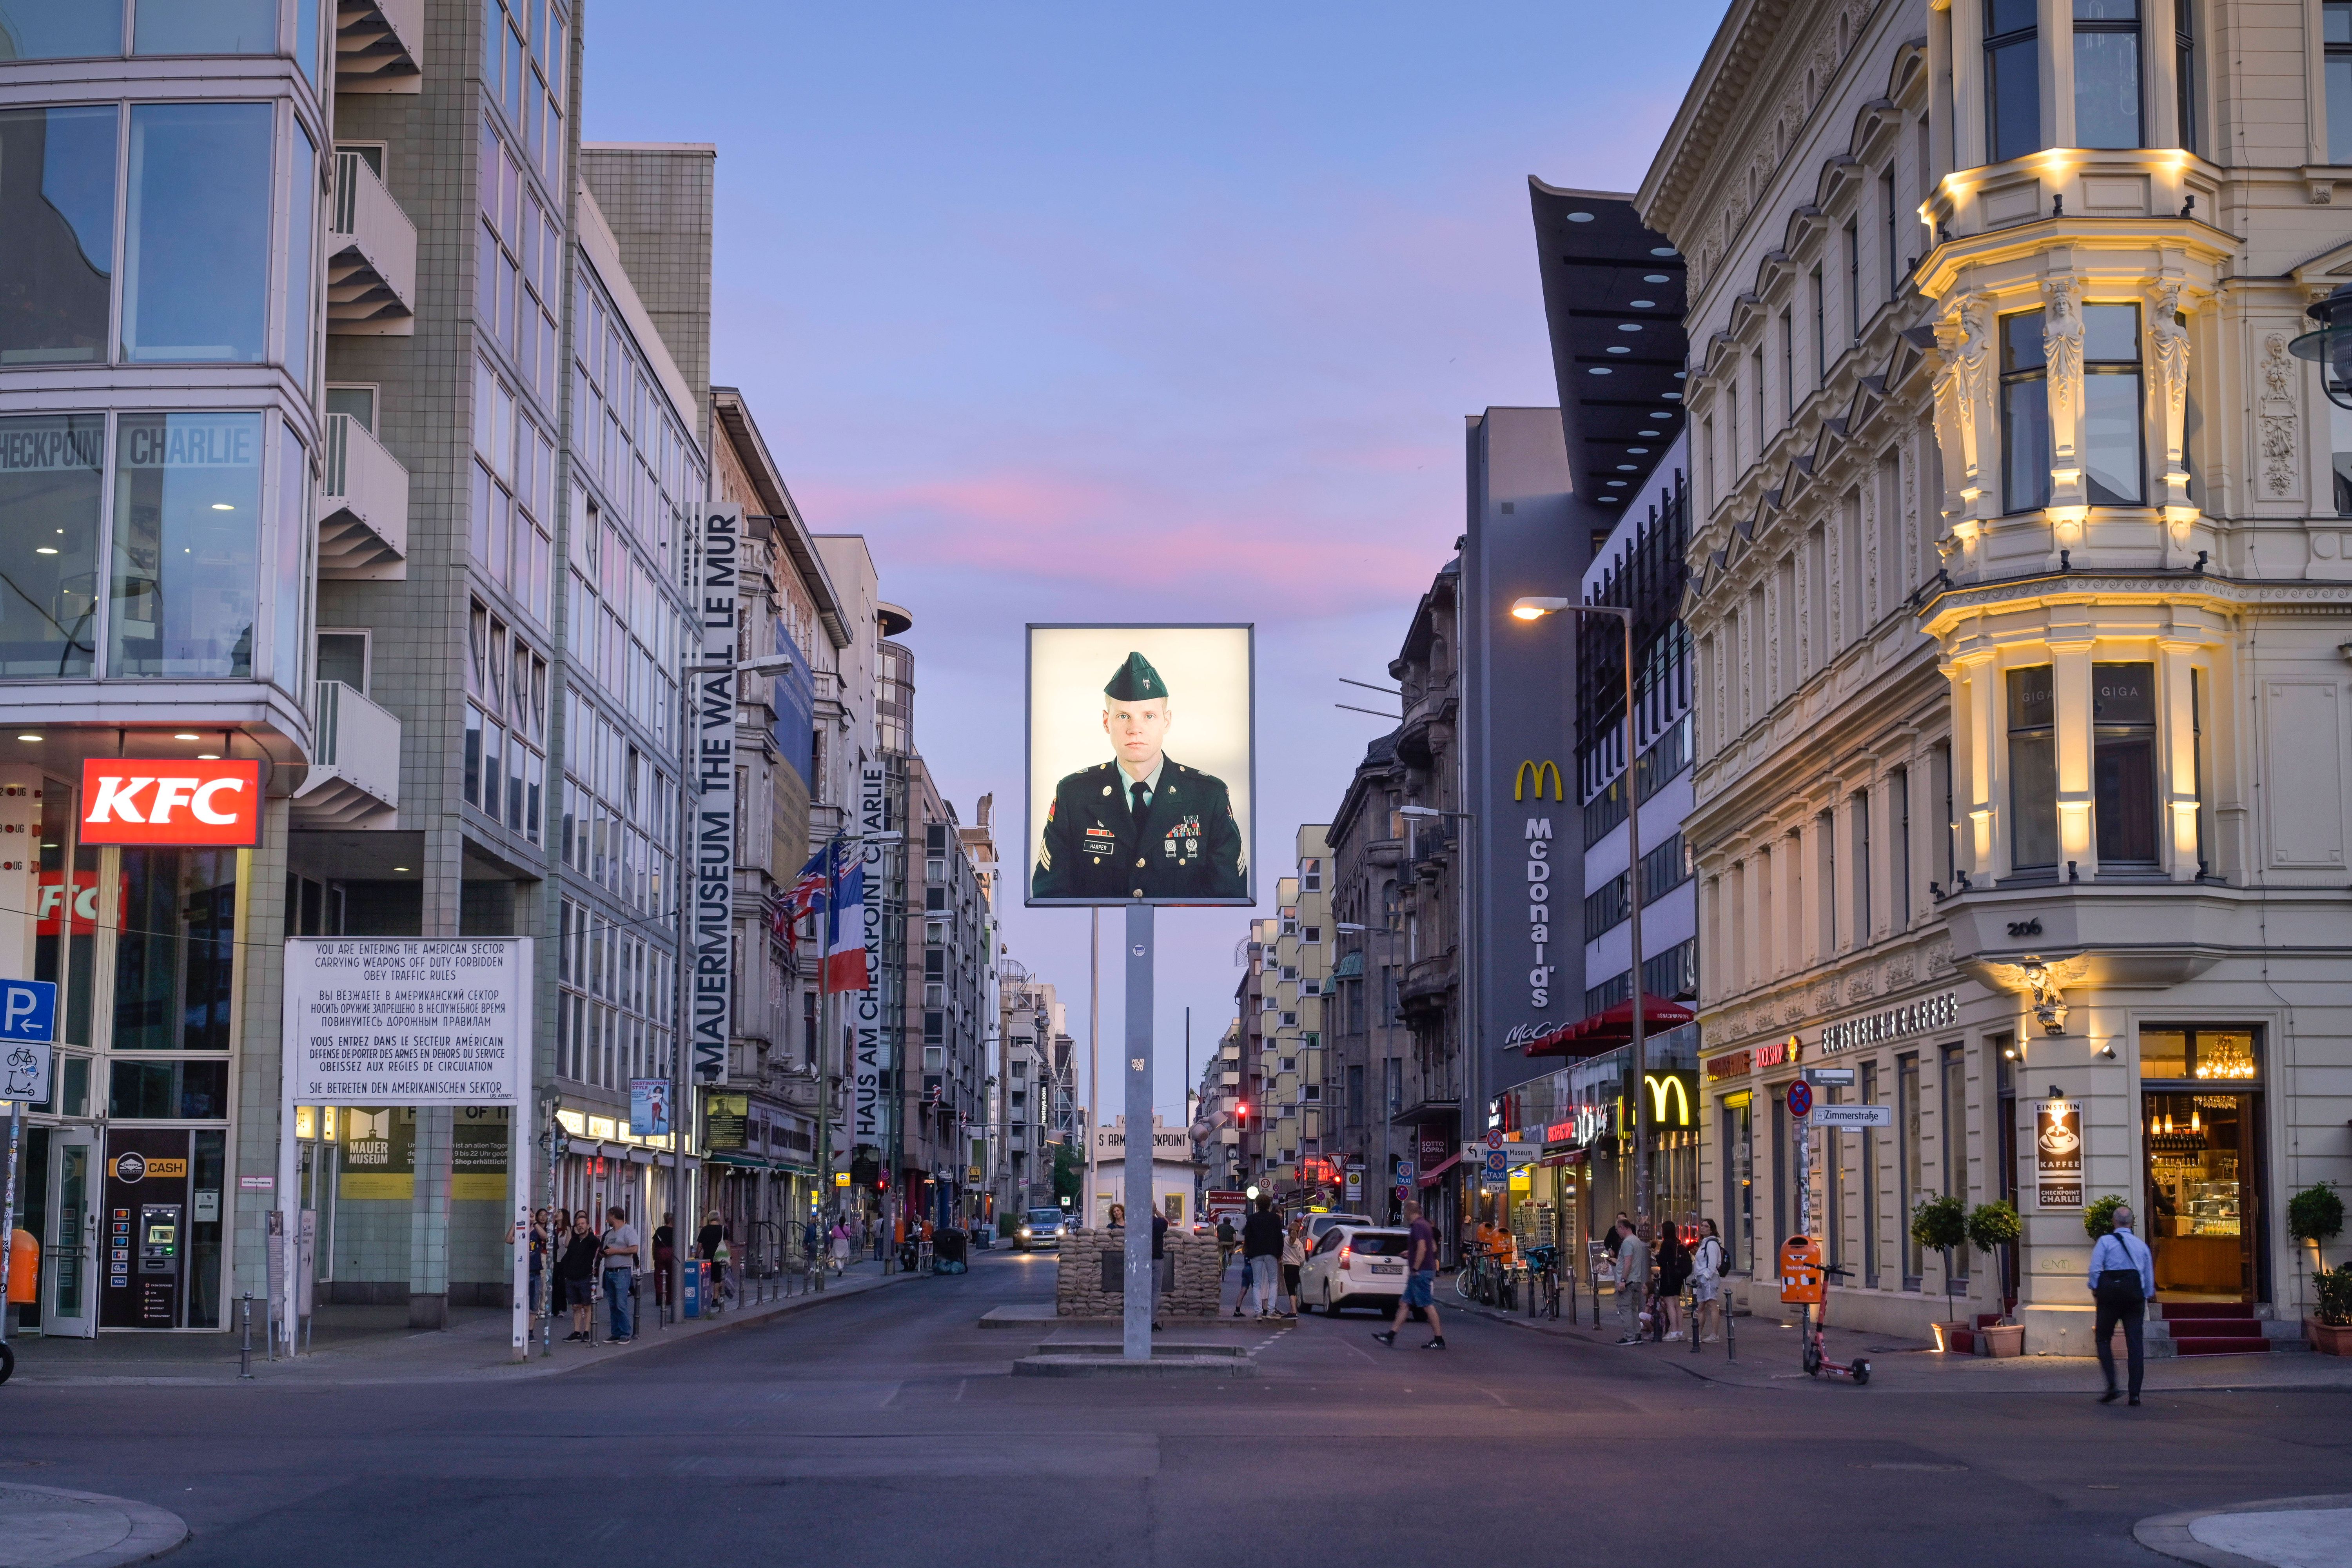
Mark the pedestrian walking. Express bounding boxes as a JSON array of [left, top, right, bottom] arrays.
[[1216, 1214, 1238, 1283], [652, 1212, 676, 1315], [1655, 1221, 1689, 1341], [1280, 1216, 1308, 1316], [830, 1218, 853, 1274], [1240, 1195, 1284, 1319], [1690, 1218, 1726, 1343], [2088, 1205, 2156, 1406], [600, 1207, 640, 1343], [1612, 1219, 1650, 1345], [1373, 1200, 1445, 1349], [557, 1209, 599, 1342], [697, 1211, 726, 1305], [1151, 1208, 1170, 1329]]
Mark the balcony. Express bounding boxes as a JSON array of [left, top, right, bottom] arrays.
[[327, 152, 417, 333], [316, 414, 408, 580], [291, 681, 401, 829], [334, 0, 423, 92]]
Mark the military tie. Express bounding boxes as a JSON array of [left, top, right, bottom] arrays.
[[1130, 780, 1150, 821]]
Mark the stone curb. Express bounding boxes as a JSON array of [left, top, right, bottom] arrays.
[[2132, 1493, 2352, 1568], [0, 1482, 189, 1568]]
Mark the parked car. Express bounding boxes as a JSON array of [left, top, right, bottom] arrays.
[[1012, 1208, 1069, 1251], [1298, 1225, 1413, 1315], [1303, 1212, 1375, 1245]]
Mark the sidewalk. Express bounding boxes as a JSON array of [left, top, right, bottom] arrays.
[[1445, 1292, 2352, 1394], [0, 1481, 187, 1568], [3, 1253, 958, 1388]]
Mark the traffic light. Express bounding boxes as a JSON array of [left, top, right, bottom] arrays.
[[1235, 1101, 1250, 1123]]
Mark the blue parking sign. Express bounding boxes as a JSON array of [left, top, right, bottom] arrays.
[[0, 979, 55, 1042]]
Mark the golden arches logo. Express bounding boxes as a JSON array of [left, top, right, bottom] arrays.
[[1513, 759, 1562, 802], [1644, 1071, 1692, 1128]]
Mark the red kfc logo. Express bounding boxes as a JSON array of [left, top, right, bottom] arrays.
[[79, 759, 261, 846]]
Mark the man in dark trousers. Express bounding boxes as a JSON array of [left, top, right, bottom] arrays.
[[2088, 1205, 2157, 1405], [1240, 1196, 1285, 1320]]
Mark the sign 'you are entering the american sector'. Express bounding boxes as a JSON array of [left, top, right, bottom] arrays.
[[284, 938, 531, 1105]]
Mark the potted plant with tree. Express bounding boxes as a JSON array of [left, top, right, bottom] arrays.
[[1911, 1194, 1972, 1351], [2288, 1183, 2347, 1353], [1967, 1200, 2024, 1356]]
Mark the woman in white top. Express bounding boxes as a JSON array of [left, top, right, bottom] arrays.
[[1280, 1217, 1310, 1316], [1689, 1217, 1728, 1343]]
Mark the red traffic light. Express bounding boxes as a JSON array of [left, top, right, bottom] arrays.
[[1235, 1102, 1250, 1121]]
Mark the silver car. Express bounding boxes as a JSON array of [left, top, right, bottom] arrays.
[[1013, 1207, 1068, 1250]]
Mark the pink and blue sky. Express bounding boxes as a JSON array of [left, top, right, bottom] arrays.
[[586, 2, 1728, 1131]]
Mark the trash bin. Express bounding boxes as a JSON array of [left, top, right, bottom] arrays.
[[934, 1228, 967, 1274]]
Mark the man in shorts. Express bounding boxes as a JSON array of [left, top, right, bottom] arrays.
[[1372, 1200, 1445, 1350]]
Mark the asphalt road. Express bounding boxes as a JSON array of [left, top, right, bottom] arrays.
[[2, 1252, 2346, 1567]]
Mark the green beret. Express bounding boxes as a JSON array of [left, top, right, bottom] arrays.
[[1104, 652, 1167, 702]]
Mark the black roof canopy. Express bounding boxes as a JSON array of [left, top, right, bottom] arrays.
[[1528, 178, 1688, 513]]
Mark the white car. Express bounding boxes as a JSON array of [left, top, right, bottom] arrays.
[[1303, 1212, 1375, 1245], [1298, 1225, 1414, 1315]]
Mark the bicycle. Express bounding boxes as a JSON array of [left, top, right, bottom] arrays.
[[1524, 1244, 1562, 1319], [1802, 1264, 1871, 1385]]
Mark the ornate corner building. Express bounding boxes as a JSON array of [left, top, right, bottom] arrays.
[[1646, 0, 2352, 1351]]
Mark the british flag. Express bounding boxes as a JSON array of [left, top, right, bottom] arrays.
[[775, 847, 829, 955]]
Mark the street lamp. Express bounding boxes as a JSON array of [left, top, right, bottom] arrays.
[[1510, 595, 1653, 1229]]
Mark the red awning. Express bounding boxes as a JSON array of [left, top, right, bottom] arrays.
[[1416, 1149, 1463, 1187], [1520, 993, 1695, 1059]]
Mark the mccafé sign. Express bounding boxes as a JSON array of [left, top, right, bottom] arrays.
[[79, 759, 262, 847]]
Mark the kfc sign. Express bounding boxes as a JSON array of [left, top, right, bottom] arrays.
[[79, 760, 261, 846]]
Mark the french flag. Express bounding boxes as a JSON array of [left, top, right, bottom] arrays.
[[822, 839, 870, 994]]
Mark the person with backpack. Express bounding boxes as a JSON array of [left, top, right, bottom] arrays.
[[1240, 1195, 1285, 1319], [1690, 1218, 1727, 1343], [2087, 1205, 2156, 1405]]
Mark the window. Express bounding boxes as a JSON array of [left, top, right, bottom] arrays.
[[1809, 267, 1826, 385], [1860, 1060, 1881, 1287], [2074, 0, 2141, 149], [0, 0, 125, 56], [1880, 166, 1898, 302], [122, 103, 275, 365], [0, 106, 116, 365], [1752, 346, 1767, 436], [2190, 666, 2209, 872], [134, 0, 275, 54], [1898, 1053, 1924, 1287], [1890, 767, 1911, 927], [1727, 384, 1740, 475], [2092, 661, 2158, 863], [110, 413, 263, 677], [1826, 1083, 1843, 1270], [1639, 831, 1692, 905], [1780, 309, 1795, 415], [2175, 0, 2197, 152], [2007, 666, 2058, 870], [1843, 220, 1860, 341], [1933, 741, 1956, 889], [1940, 1042, 1969, 1212], [2332, 4, 2352, 164], [0, 415, 102, 676], [1850, 790, 1871, 944], [1999, 310, 2051, 513], [1584, 871, 1631, 942], [1771, 1091, 1789, 1251], [1986, 0, 2042, 162], [2081, 303, 2144, 505], [285, 127, 316, 392]]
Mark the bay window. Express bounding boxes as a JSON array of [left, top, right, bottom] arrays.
[[1999, 310, 2051, 513], [0, 416, 103, 676], [2081, 303, 2144, 505], [109, 412, 263, 677], [122, 102, 274, 364], [2007, 666, 2058, 871], [2092, 661, 2158, 864], [1985, 0, 2040, 163], [132, 0, 274, 55], [0, 106, 117, 365], [2074, 0, 2141, 150]]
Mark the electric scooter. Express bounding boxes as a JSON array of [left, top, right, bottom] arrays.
[[1802, 1263, 1871, 1385]]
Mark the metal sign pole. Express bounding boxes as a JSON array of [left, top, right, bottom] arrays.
[[0, 1098, 20, 1352], [1123, 903, 1154, 1362], [510, 1099, 530, 1362]]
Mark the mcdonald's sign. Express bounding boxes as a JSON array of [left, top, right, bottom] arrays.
[[1513, 759, 1563, 802], [1642, 1069, 1696, 1129]]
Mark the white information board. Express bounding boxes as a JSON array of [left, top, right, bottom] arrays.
[[283, 938, 530, 1106]]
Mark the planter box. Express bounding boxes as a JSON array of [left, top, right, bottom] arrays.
[[1934, 1321, 1974, 1354], [2306, 1319, 2352, 1356], [1980, 1323, 2025, 1357]]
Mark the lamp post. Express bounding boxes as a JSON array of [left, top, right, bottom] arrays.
[[1510, 596, 1651, 1229]]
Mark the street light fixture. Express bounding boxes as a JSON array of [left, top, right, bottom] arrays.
[[1509, 594, 1654, 1228]]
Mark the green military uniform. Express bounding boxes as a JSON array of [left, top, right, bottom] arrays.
[[1032, 653, 1247, 902]]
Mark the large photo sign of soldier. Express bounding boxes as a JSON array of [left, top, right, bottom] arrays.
[[1027, 624, 1254, 907]]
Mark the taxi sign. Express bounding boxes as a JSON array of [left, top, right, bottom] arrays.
[[1786, 1081, 1814, 1119], [1778, 1234, 1824, 1304]]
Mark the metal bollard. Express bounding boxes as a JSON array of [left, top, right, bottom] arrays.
[[240, 1293, 253, 1379]]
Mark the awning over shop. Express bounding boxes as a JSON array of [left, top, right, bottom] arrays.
[[1519, 993, 1695, 1058], [1416, 1149, 1463, 1187]]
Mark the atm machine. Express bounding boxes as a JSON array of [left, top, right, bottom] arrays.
[[136, 1204, 182, 1327]]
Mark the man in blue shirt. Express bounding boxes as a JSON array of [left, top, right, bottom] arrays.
[[2087, 1206, 2156, 1405]]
